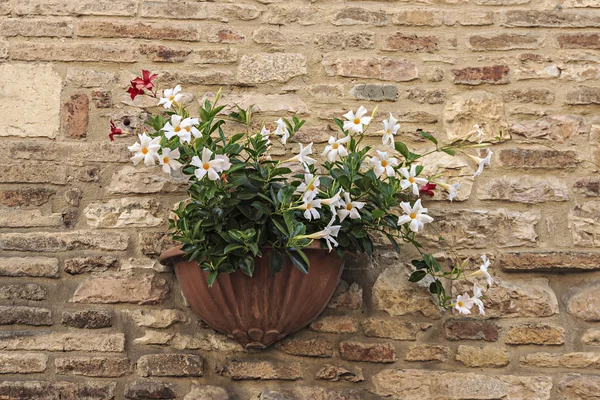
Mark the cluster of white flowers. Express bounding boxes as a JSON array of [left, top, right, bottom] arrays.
[[454, 254, 494, 315]]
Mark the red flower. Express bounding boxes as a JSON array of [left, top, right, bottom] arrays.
[[127, 81, 145, 100], [420, 183, 437, 197], [109, 120, 123, 141], [132, 70, 158, 90]]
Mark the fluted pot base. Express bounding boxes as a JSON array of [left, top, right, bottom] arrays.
[[159, 245, 344, 349]]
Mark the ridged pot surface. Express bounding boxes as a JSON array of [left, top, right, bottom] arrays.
[[159, 245, 343, 349]]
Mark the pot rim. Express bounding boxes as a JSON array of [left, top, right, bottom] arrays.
[[158, 240, 332, 266]]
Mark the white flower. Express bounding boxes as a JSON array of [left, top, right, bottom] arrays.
[[322, 135, 350, 162], [274, 118, 290, 144], [321, 190, 343, 211], [128, 133, 161, 167], [299, 197, 322, 221], [190, 147, 229, 181], [479, 254, 493, 286], [158, 85, 183, 109], [473, 124, 485, 143], [163, 115, 199, 144], [448, 183, 460, 202], [455, 293, 474, 315], [337, 192, 365, 222], [472, 283, 485, 315], [285, 142, 316, 166], [399, 164, 429, 196], [397, 199, 434, 233], [343, 106, 371, 133], [215, 154, 232, 172], [382, 113, 400, 148], [260, 126, 271, 145], [305, 216, 342, 251], [158, 148, 182, 174], [370, 150, 399, 178], [470, 149, 493, 177], [296, 174, 320, 201]]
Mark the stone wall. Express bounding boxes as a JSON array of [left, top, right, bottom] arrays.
[[0, 0, 599, 399]]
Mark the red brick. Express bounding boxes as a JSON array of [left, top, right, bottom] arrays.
[[498, 148, 578, 169], [139, 44, 191, 63], [558, 33, 600, 49], [468, 33, 543, 51], [62, 94, 89, 139], [207, 26, 246, 43], [444, 319, 499, 341], [339, 341, 396, 363], [78, 20, 199, 41], [381, 33, 438, 52], [452, 65, 509, 85]]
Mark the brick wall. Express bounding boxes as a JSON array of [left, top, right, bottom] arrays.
[[0, 0, 599, 399]]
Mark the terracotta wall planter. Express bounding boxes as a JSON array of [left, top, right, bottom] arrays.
[[159, 245, 343, 349]]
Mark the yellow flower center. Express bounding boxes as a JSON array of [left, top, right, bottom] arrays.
[[381, 160, 388, 168], [163, 157, 170, 164], [408, 177, 415, 184], [457, 301, 464, 307], [185, 126, 191, 131], [169, 95, 175, 101], [345, 203, 353, 211], [387, 129, 391, 134], [332, 143, 339, 150], [202, 163, 210, 170], [308, 184, 315, 191], [141, 148, 148, 155], [353, 118, 360, 124], [174, 126, 181, 133], [306, 204, 312, 210], [409, 212, 417, 219]]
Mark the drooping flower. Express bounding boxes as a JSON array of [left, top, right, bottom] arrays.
[[337, 192, 365, 222], [448, 183, 460, 202], [158, 148, 183, 174], [163, 115, 199, 144], [109, 120, 123, 141], [274, 118, 290, 144], [473, 124, 485, 143], [420, 183, 437, 197], [190, 147, 229, 181], [472, 283, 485, 315], [399, 164, 429, 196], [299, 197, 322, 221], [285, 143, 316, 166], [322, 135, 350, 162], [158, 85, 183, 109], [397, 199, 434, 233], [296, 174, 320, 201], [343, 106, 371, 133], [370, 150, 399, 178], [304, 216, 342, 251], [132, 70, 158, 91], [479, 254, 493, 286], [215, 154, 232, 174], [382, 113, 400, 148], [469, 149, 493, 177], [455, 293, 474, 315], [128, 133, 161, 167], [321, 190, 343, 211], [127, 81, 144, 100], [260, 126, 271, 145]]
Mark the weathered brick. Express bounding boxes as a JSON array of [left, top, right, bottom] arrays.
[[0, 331, 125, 352], [574, 177, 600, 196], [141, 1, 260, 21], [498, 148, 576, 169], [265, 5, 317, 25], [84, 198, 164, 229], [0, 64, 62, 138], [443, 90, 507, 141], [406, 345, 451, 362], [350, 84, 398, 101], [10, 41, 137, 62], [64, 256, 119, 275], [452, 65, 510, 85], [445, 11, 494, 26], [91, 90, 112, 107], [125, 381, 176, 400], [124, 309, 186, 329], [207, 25, 245, 43], [456, 345, 510, 367], [0, 209, 63, 228], [192, 48, 238, 64], [56, 357, 131, 377], [503, 88, 555, 104], [238, 53, 306, 84], [469, 33, 543, 51], [62, 310, 112, 329], [362, 318, 432, 341], [108, 166, 185, 194], [558, 375, 600, 400], [13, 0, 136, 16], [503, 10, 600, 27], [0, 381, 116, 400], [137, 354, 203, 377], [373, 369, 552, 399], [404, 87, 446, 104], [315, 365, 364, 383], [323, 57, 418, 82], [0, 284, 46, 301], [279, 338, 333, 357], [72, 272, 169, 305], [65, 68, 117, 88], [444, 319, 500, 342], [568, 279, 600, 320], [328, 281, 362, 310], [521, 352, 600, 368], [499, 252, 600, 271], [381, 33, 438, 52], [566, 86, 600, 105], [310, 315, 357, 333], [477, 176, 569, 203], [339, 341, 396, 363], [139, 231, 179, 256], [0, 232, 128, 252], [227, 361, 303, 380], [0, 18, 73, 37], [505, 323, 565, 345], [252, 28, 309, 46], [0, 353, 47, 374], [62, 93, 89, 139], [315, 32, 374, 51], [570, 201, 600, 246], [510, 115, 589, 142], [558, 33, 600, 49], [0, 257, 59, 278], [0, 188, 54, 207], [139, 44, 190, 63], [0, 306, 52, 326], [392, 9, 443, 26], [78, 20, 199, 41], [563, 0, 600, 6], [332, 7, 387, 26]]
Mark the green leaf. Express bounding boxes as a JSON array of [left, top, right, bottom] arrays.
[[207, 270, 218, 287], [372, 210, 386, 219], [240, 256, 255, 277], [430, 280, 443, 294], [442, 148, 456, 156], [269, 248, 285, 275], [394, 141, 410, 159], [384, 233, 401, 253], [418, 130, 438, 145], [287, 250, 308, 274], [409, 270, 427, 282], [224, 244, 244, 254]]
